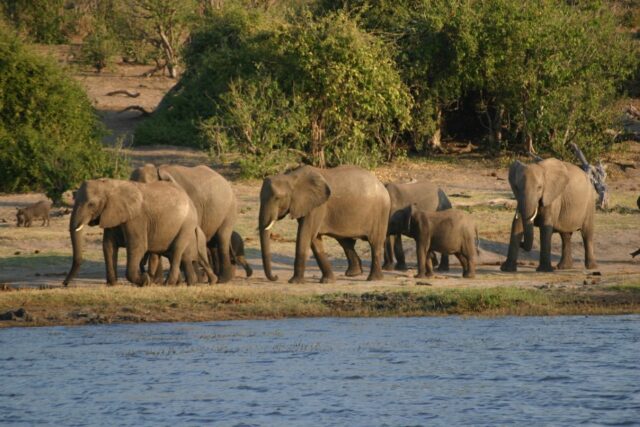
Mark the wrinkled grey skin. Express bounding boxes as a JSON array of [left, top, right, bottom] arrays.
[[65, 164, 238, 286], [399, 206, 478, 278], [67, 178, 214, 286], [259, 165, 390, 284], [384, 181, 452, 272], [16, 200, 52, 227], [500, 158, 597, 272], [209, 231, 253, 278]]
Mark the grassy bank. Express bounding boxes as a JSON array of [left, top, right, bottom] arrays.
[[1, 284, 639, 328]]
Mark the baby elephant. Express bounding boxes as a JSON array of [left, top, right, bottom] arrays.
[[209, 231, 253, 277], [16, 200, 52, 227], [400, 205, 478, 278]]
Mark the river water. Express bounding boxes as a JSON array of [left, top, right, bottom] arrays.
[[1, 316, 639, 426]]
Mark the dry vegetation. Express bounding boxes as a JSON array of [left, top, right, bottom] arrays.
[[1, 57, 640, 327]]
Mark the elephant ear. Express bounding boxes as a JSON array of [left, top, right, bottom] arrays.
[[541, 159, 569, 206], [403, 204, 417, 234], [508, 160, 526, 194], [289, 170, 331, 219], [157, 166, 177, 184], [99, 181, 143, 228]]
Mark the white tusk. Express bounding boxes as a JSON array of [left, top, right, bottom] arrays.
[[264, 220, 276, 231], [514, 212, 519, 220], [527, 207, 538, 223], [75, 224, 84, 232]]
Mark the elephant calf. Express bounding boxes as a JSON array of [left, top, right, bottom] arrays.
[[399, 205, 478, 278], [16, 200, 52, 227]]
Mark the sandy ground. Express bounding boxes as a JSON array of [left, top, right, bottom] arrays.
[[1, 55, 640, 291]]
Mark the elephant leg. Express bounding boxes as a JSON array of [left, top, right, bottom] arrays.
[[166, 245, 188, 286], [125, 242, 150, 287], [557, 232, 573, 270], [382, 235, 394, 271], [437, 253, 450, 272], [181, 259, 198, 286], [414, 237, 431, 279], [235, 255, 253, 277], [501, 214, 523, 272], [311, 236, 335, 284], [581, 224, 598, 270], [367, 237, 385, 281], [290, 217, 316, 284], [536, 225, 555, 272], [393, 234, 408, 271], [455, 253, 468, 276], [103, 229, 119, 286], [146, 254, 164, 284], [337, 237, 362, 277], [215, 222, 235, 283]]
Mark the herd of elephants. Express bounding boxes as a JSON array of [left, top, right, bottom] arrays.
[[15, 157, 603, 286]]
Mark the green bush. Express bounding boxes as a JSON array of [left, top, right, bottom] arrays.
[[1, 0, 71, 43], [320, 0, 638, 159], [138, 7, 411, 176], [0, 29, 125, 202], [80, 22, 118, 72]]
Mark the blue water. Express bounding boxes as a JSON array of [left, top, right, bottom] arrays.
[[1, 316, 639, 426]]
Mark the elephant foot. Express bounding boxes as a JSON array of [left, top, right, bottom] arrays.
[[414, 272, 433, 279], [106, 281, 118, 287], [463, 271, 476, 279], [288, 276, 306, 284], [536, 264, 555, 272], [556, 260, 573, 270], [345, 267, 363, 277], [244, 266, 253, 278], [138, 273, 152, 287], [585, 260, 598, 270], [436, 264, 450, 272], [382, 262, 394, 271], [367, 270, 385, 281], [320, 275, 336, 284], [500, 261, 517, 272], [394, 262, 408, 271]]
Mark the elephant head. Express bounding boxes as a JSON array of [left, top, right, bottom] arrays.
[[64, 179, 143, 285], [258, 167, 331, 281], [508, 159, 569, 251], [130, 163, 175, 183]]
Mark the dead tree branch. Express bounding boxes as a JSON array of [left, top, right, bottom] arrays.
[[570, 143, 609, 210]]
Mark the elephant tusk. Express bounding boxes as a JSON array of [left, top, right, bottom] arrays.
[[75, 224, 84, 232], [264, 220, 276, 231], [514, 212, 519, 220], [527, 208, 538, 223]]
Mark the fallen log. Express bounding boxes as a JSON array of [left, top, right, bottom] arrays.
[[118, 105, 151, 116], [107, 90, 140, 98]]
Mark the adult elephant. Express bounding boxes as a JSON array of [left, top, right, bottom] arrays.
[[259, 165, 390, 284], [500, 158, 597, 272], [68, 179, 215, 286], [64, 163, 237, 285], [384, 180, 452, 272]]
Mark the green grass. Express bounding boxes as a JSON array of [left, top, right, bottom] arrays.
[[1, 284, 640, 328]]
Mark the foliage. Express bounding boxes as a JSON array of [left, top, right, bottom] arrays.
[[319, 0, 638, 159], [0, 0, 71, 43], [0, 29, 125, 202], [138, 7, 412, 176], [80, 21, 118, 73]]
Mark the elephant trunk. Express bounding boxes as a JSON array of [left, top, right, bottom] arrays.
[[63, 209, 85, 285], [519, 198, 537, 252], [260, 227, 278, 281]]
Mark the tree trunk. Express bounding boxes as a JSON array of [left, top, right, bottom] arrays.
[[427, 107, 443, 152]]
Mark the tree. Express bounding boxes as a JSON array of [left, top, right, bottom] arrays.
[[0, 28, 124, 202], [127, 0, 197, 78]]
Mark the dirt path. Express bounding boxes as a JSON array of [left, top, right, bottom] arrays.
[[1, 58, 639, 291]]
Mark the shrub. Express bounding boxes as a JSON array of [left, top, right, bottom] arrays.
[[138, 7, 412, 175], [80, 22, 118, 72], [0, 29, 125, 202]]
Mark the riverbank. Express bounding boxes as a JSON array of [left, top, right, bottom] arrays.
[[1, 283, 639, 327]]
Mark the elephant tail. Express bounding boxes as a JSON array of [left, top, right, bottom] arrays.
[[475, 226, 480, 256]]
